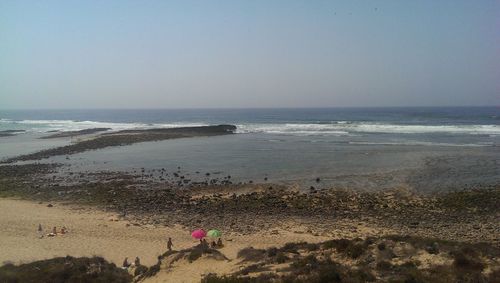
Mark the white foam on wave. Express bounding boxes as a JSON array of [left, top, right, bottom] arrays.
[[0, 119, 208, 133], [2, 118, 499, 136], [236, 123, 500, 136], [236, 124, 352, 136], [348, 141, 491, 147], [351, 124, 500, 134]]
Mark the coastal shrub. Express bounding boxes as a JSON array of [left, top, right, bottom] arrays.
[[202, 273, 276, 283], [322, 239, 365, 259], [0, 256, 131, 283], [177, 245, 228, 262], [290, 255, 319, 274], [425, 242, 440, 255], [283, 242, 320, 252], [266, 247, 278, 257], [304, 243, 320, 251], [421, 265, 456, 283], [135, 261, 161, 281], [275, 252, 289, 264], [237, 247, 267, 262], [454, 272, 488, 283], [159, 250, 178, 260], [396, 269, 428, 283], [376, 260, 393, 271], [378, 248, 397, 261], [133, 264, 148, 277], [377, 242, 386, 251], [281, 242, 307, 254], [348, 268, 376, 282], [170, 245, 228, 263], [364, 237, 376, 246], [487, 269, 500, 282], [313, 264, 342, 283], [452, 250, 484, 271], [345, 243, 365, 259], [323, 239, 351, 251], [285, 257, 345, 283], [188, 248, 203, 262]]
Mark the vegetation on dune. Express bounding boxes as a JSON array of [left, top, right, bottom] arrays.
[[203, 235, 500, 283], [0, 235, 498, 283], [0, 256, 131, 283]]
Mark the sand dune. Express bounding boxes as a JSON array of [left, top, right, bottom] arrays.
[[1, 198, 386, 282]]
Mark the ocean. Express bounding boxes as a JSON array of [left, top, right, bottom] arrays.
[[1, 107, 499, 192]]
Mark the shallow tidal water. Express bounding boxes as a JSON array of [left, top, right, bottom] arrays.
[[39, 133, 499, 192], [1, 107, 499, 192]]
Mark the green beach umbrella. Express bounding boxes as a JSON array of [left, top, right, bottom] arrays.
[[207, 229, 222, 238]]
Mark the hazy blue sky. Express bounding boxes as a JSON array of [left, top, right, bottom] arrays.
[[0, 0, 498, 109]]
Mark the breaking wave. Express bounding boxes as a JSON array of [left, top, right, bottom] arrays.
[[0, 119, 208, 133], [236, 122, 500, 136], [1, 118, 499, 136]]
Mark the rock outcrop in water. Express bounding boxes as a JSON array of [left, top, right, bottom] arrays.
[[0, 130, 25, 137], [1, 125, 237, 163], [40, 127, 111, 139]]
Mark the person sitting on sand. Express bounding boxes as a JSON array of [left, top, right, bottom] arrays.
[[47, 226, 57, 237], [122, 257, 130, 269], [217, 238, 223, 248], [134, 257, 141, 266], [167, 237, 173, 251], [211, 241, 217, 249], [60, 226, 67, 234]]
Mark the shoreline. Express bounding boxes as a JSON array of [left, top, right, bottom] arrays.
[[1, 163, 499, 246]]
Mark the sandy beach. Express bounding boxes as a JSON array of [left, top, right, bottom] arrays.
[[0, 198, 353, 282]]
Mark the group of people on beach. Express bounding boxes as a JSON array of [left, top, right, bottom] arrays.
[[120, 236, 224, 269], [167, 236, 224, 252], [200, 238, 224, 250], [37, 224, 68, 238], [122, 256, 141, 269]]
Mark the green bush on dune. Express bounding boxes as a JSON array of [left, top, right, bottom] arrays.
[[0, 256, 131, 283]]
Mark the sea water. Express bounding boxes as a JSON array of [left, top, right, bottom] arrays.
[[1, 107, 499, 192]]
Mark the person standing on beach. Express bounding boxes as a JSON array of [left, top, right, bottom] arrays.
[[167, 237, 173, 251], [201, 239, 209, 251], [38, 224, 43, 238]]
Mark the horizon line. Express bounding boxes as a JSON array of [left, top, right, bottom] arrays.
[[1, 105, 498, 111]]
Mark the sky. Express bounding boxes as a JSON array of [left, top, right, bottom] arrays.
[[0, 0, 499, 109]]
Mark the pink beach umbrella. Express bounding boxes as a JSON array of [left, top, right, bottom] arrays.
[[191, 229, 207, 240]]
